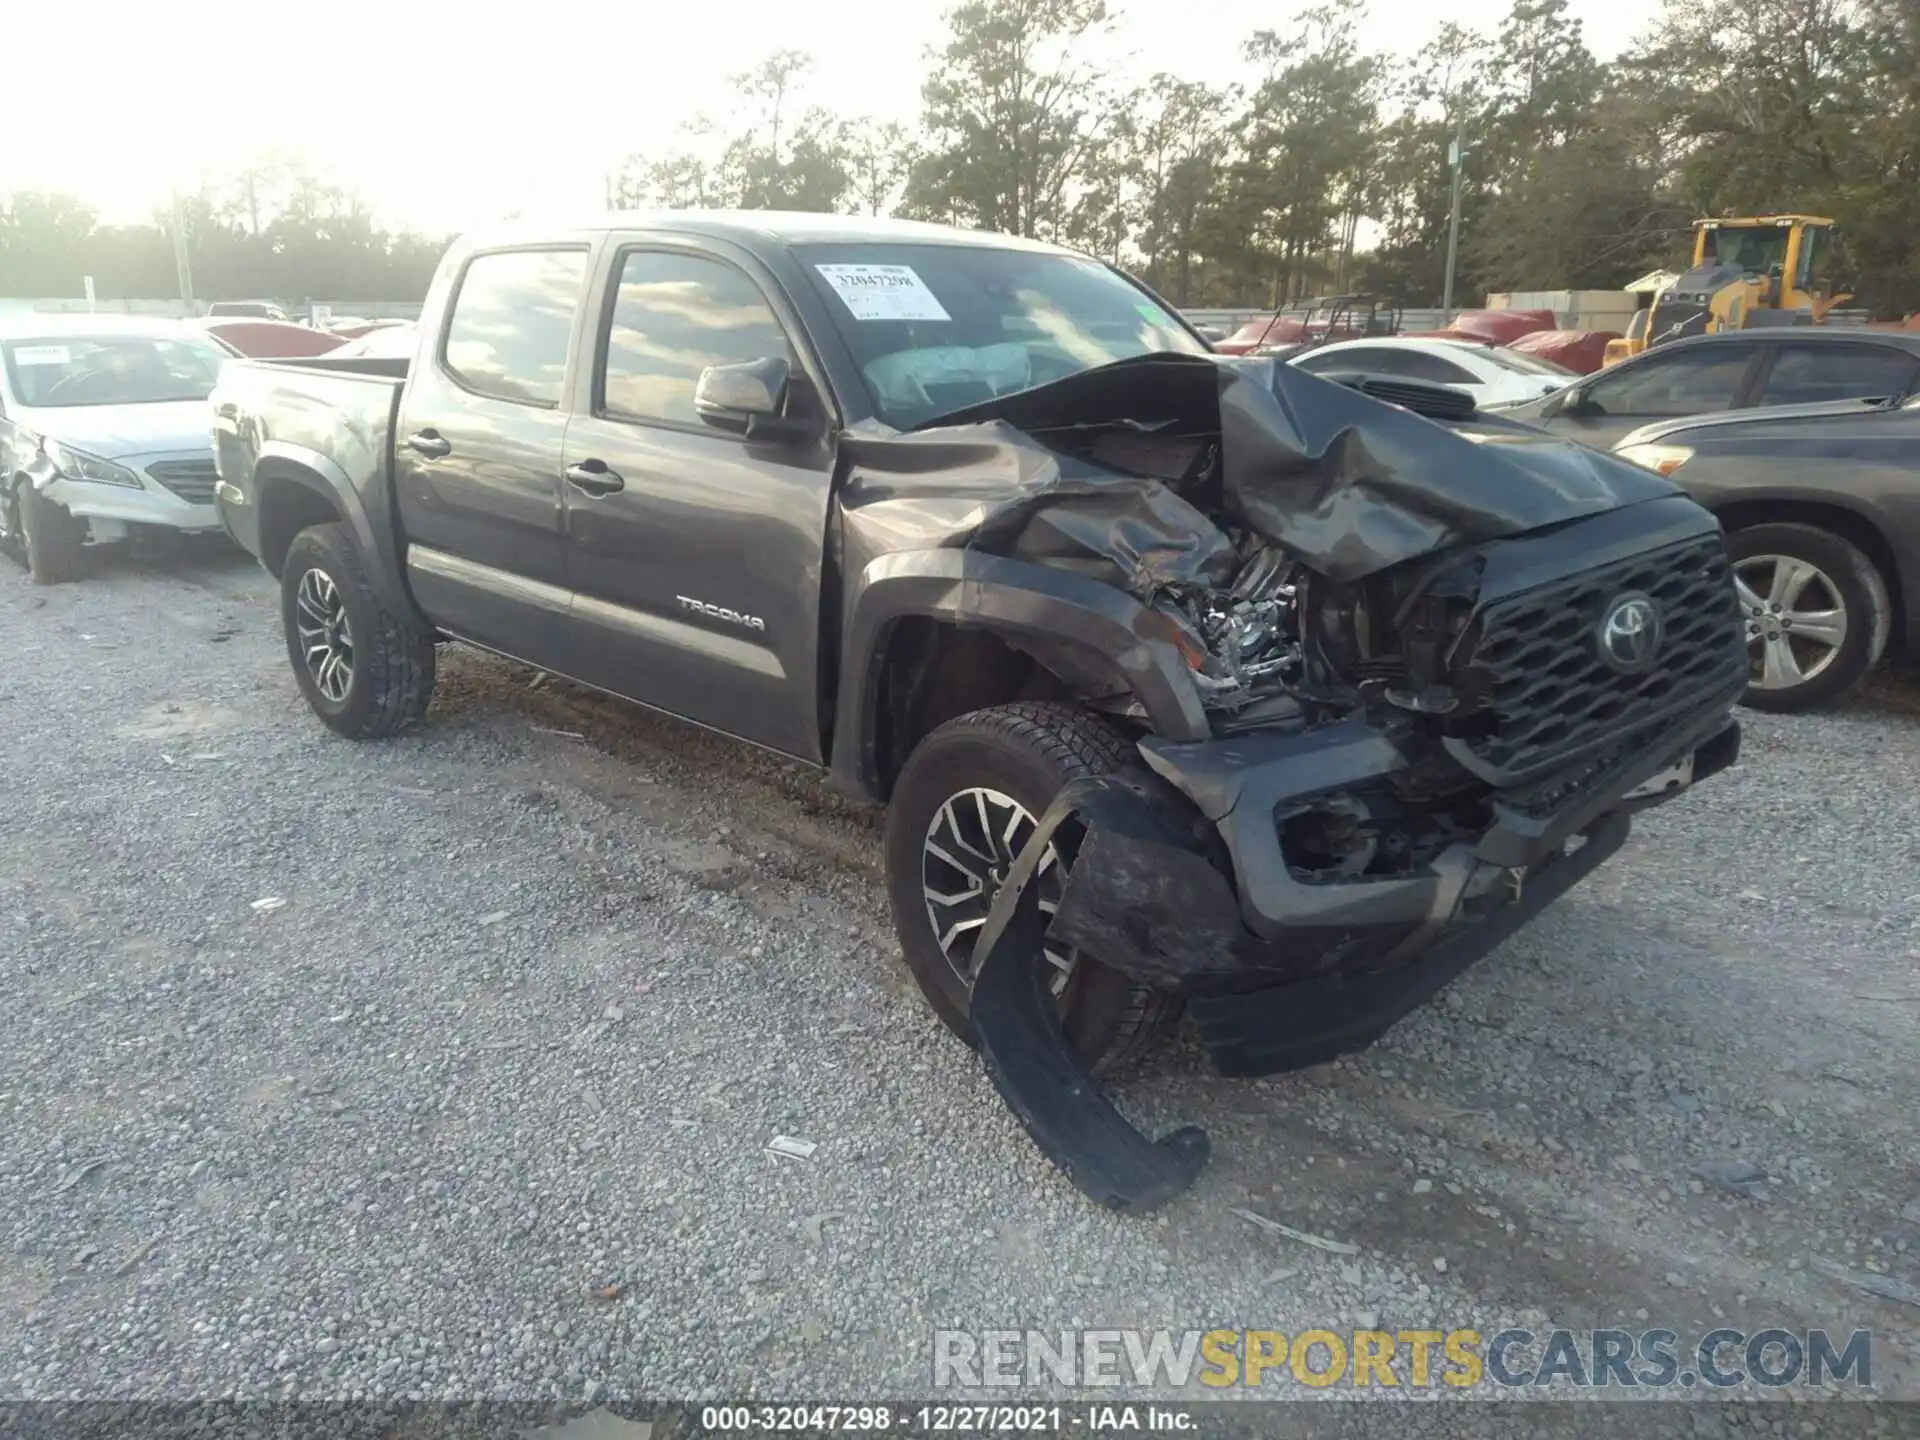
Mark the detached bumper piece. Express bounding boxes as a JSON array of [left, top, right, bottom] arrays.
[[969, 778, 1212, 1213]]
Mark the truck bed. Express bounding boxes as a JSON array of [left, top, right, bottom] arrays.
[[213, 357, 405, 507]]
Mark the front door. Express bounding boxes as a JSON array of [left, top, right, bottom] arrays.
[[1545, 342, 1763, 448], [394, 245, 591, 664], [558, 242, 837, 762]]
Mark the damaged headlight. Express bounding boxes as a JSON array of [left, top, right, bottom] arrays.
[[40, 437, 142, 488], [1151, 533, 1305, 713]]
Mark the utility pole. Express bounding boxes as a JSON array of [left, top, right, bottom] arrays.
[[169, 190, 196, 311], [1442, 129, 1466, 321]]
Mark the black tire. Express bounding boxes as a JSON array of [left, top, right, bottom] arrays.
[[280, 522, 436, 739], [883, 701, 1180, 1073], [16, 481, 84, 585], [0, 481, 23, 569], [1727, 523, 1883, 713]]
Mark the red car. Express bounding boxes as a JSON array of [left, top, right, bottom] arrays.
[[197, 319, 347, 360]]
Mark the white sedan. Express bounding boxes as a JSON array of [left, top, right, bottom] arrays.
[[1287, 337, 1579, 409]]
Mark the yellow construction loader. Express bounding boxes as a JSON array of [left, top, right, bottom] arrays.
[[1601, 215, 1852, 365]]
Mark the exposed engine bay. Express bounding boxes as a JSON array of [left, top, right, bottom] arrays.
[[1169, 529, 1300, 719]]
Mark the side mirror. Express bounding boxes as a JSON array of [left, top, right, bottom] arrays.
[[693, 356, 814, 441]]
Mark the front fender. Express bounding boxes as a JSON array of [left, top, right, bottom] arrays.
[[827, 547, 1212, 803]]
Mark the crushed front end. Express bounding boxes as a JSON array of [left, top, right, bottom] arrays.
[[1053, 496, 1747, 1078], [839, 353, 1748, 1208]]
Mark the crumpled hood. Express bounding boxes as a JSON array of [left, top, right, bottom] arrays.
[[14, 400, 214, 461], [838, 352, 1679, 590]]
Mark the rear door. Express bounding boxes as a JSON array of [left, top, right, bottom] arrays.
[[1544, 342, 1764, 448], [1751, 342, 1920, 408], [395, 244, 593, 663], [556, 238, 837, 762]]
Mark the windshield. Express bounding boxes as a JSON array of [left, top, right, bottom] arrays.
[[1704, 226, 1790, 275], [1479, 347, 1578, 378], [3, 334, 230, 407], [794, 243, 1208, 428]]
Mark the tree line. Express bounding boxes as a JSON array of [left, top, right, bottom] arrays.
[[612, 0, 1920, 316], [0, 160, 446, 306], [5, 0, 1918, 315]]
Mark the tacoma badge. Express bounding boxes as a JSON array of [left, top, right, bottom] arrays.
[[676, 596, 767, 632]]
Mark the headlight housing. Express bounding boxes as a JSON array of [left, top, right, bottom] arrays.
[[1616, 442, 1694, 477], [41, 437, 142, 488]]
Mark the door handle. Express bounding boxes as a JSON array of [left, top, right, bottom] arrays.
[[406, 430, 451, 459], [564, 460, 625, 497]]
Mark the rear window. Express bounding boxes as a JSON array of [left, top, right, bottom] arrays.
[[442, 249, 588, 406], [794, 243, 1206, 428]]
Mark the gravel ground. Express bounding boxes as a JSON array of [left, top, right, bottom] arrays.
[[2, 541, 1917, 1426]]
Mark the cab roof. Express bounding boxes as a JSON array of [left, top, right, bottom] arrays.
[[459, 210, 1080, 257], [1694, 215, 1836, 228]]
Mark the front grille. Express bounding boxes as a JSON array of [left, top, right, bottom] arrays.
[[1455, 533, 1746, 778], [145, 458, 218, 505], [1649, 299, 1711, 342]]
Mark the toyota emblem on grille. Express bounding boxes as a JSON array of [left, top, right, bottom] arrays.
[[1597, 593, 1663, 672]]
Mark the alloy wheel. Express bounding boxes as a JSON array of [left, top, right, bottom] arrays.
[[294, 567, 355, 704], [1732, 554, 1847, 691], [921, 786, 1077, 996]]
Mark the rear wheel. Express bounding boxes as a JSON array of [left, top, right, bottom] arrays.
[[280, 522, 436, 739], [883, 701, 1180, 1074], [1728, 523, 1884, 713]]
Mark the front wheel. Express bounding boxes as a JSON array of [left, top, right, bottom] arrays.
[[280, 522, 436, 739], [883, 701, 1180, 1074], [1728, 523, 1884, 713], [9, 481, 84, 585]]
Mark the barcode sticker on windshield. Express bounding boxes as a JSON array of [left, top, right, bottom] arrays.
[[815, 265, 951, 323], [11, 345, 71, 366]]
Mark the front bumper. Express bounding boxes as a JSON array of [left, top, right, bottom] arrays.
[[42, 476, 219, 538], [965, 712, 1740, 1210], [1040, 705, 1742, 1077]]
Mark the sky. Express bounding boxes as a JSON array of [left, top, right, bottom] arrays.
[[1, 0, 1666, 236]]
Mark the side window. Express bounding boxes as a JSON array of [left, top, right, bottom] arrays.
[[442, 249, 587, 406], [1584, 346, 1757, 416], [1758, 345, 1918, 406], [599, 250, 791, 428]]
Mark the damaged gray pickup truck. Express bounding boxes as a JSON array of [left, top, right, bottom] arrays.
[[211, 214, 1746, 1209]]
